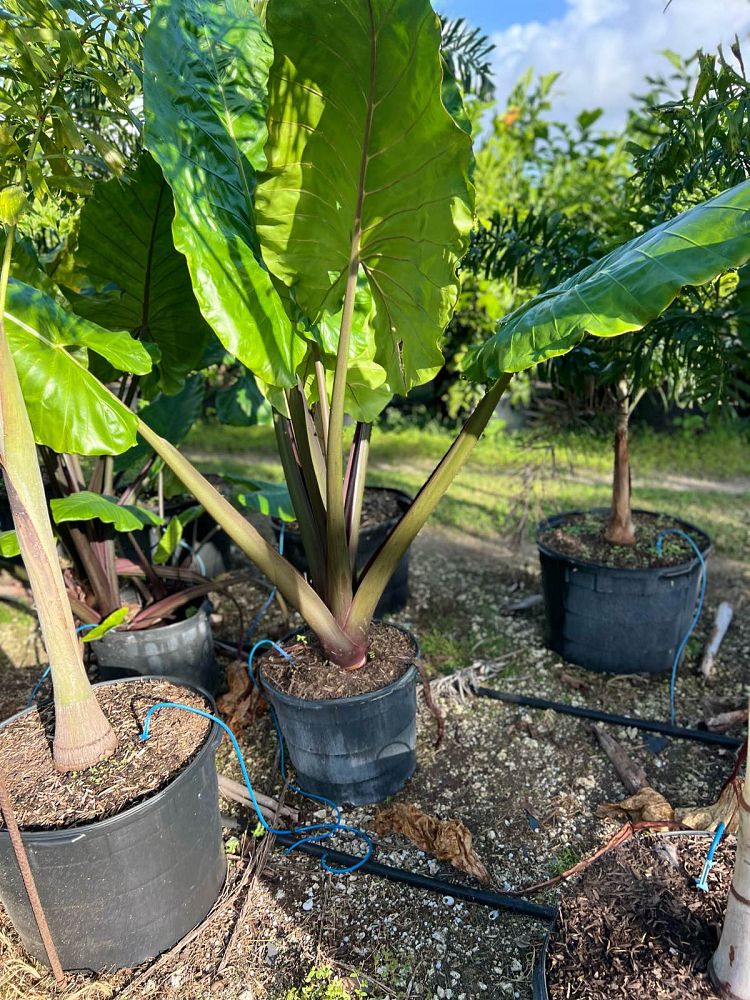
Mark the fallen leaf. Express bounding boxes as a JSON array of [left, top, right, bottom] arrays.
[[217, 660, 264, 731], [372, 803, 489, 883], [597, 785, 674, 827]]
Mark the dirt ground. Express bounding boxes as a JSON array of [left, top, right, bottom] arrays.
[[0, 514, 748, 1000]]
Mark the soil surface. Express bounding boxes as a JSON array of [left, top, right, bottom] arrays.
[[546, 834, 730, 999], [538, 510, 710, 569], [261, 621, 417, 699], [0, 484, 748, 998], [0, 679, 212, 831]]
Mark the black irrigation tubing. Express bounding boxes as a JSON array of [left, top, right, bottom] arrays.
[[473, 687, 744, 750], [273, 833, 557, 922]]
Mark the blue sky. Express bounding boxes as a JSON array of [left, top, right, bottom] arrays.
[[440, 0, 750, 128], [439, 0, 566, 32]]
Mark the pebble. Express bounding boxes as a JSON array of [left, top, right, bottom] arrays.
[[302, 898, 313, 911]]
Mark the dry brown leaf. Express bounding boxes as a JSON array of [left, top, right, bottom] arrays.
[[372, 803, 489, 883], [675, 778, 741, 835], [597, 785, 674, 827], [216, 660, 261, 732]]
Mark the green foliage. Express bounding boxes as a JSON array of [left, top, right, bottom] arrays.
[[144, 0, 303, 388], [257, 0, 474, 400], [79, 607, 128, 642], [50, 492, 163, 532], [0, 530, 21, 558], [439, 17, 495, 101], [0, 0, 145, 246], [5, 279, 151, 454], [69, 153, 212, 394], [466, 180, 750, 379], [285, 965, 365, 1000]]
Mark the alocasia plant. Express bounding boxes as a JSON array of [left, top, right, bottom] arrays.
[[5, 0, 750, 766]]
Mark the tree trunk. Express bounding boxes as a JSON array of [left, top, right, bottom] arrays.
[[711, 713, 750, 999], [604, 380, 635, 545]]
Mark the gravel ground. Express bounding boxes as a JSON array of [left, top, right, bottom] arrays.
[[0, 519, 748, 1000]]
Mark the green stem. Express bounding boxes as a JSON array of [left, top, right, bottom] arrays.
[[136, 417, 365, 665], [348, 374, 512, 633], [0, 228, 116, 769]]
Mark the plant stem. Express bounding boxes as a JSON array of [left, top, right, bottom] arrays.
[[0, 229, 116, 770], [711, 706, 750, 998], [344, 422, 371, 574], [136, 417, 365, 665], [604, 379, 635, 545], [348, 374, 512, 634]]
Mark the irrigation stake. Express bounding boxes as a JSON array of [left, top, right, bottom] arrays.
[[0, 767, 66, 986]]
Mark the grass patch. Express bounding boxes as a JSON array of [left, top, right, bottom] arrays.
[[185, 420, 750, 562]]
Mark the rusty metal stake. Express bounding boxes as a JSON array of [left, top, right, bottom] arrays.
[[0, 767, 66, 986]]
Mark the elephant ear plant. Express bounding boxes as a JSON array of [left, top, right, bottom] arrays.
[[132, 0, 750, 674]]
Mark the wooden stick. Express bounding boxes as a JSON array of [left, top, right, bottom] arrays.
[[701, 601, 734, 678], [217, 774, 299, 824], [0, 769, 65, 985], [591, 725, 647, 794]]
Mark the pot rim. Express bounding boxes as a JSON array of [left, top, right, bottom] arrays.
[[0, 675, 221, 842], [258, 621, 419, 708], [536, 507, 712, 575]]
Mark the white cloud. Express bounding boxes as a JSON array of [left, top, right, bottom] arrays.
[[490, 0, 750, 129]]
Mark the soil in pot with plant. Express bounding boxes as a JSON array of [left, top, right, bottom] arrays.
[[0, 679, 212, 830], [539, 510, 705, 569], [262, 621, 416, 699], [544, 834, 729, 999]]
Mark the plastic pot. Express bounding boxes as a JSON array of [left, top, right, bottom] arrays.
[[272, 487, 412, 615], [93, 600, 218, 693], [259, 626, 419, 806], [537, 509, 711, 674], [0, 677, 226, 971], [532, 922, 554, 1000]]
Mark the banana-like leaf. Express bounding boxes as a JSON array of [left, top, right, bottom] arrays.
[[256, 0, 474, 396], [50, 492, 163, 532], [143, 0, 305, 387], [465, 180, 750, 379], [5, 279, 152, 454], [70, 153, 212, 394]]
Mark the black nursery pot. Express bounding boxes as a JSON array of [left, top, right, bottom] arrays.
[[259, 626, 419, 806], [537, 509, 711, 674], [0, 677, 226, 972], [272, 486, 412, 615], [93, 599, 219, 693]]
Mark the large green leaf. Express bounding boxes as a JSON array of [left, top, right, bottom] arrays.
[[50, 492, 163, 532], [70, 153, 212, 394], [216, 373, 273, 427], [465, 180, 750, 379], [143, 0, 305, 387], [0, 529, 20, 558], [5, 279, 152, 454], [256, 0, 474, 396], [115, 374, 205, 474]]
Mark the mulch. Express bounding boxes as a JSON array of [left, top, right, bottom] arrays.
[[545, 833, 731, 999], [538, 511, 707, 569], [261, 621, 417, 699], [0, 679, 212, 831]]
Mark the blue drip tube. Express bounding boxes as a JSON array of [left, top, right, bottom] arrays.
[[27, 622, 97, 707], [655, 528, 707, 725]]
